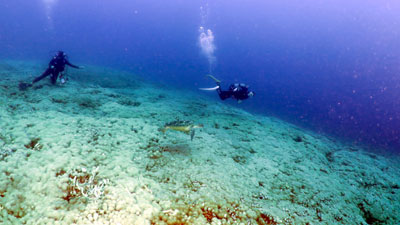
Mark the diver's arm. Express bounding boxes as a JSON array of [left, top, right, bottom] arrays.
[[65, 59, 81, 69], [48, 58, 56, 68]]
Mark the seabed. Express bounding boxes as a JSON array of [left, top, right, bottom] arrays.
[[0, 61, 399, 224]]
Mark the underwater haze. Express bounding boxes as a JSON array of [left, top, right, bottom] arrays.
[[1, 0, 400, 151]]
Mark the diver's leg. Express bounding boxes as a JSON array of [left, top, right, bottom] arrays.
[[216, 87, 231, 100], [32, 68, 52, 84], [50, 70, 59, 85]]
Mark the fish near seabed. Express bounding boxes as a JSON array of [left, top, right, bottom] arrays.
[[159, 120, 204, 141]]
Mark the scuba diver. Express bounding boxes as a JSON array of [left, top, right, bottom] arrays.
[[19, 51, 83, 90], [200, 75, 255, 103]]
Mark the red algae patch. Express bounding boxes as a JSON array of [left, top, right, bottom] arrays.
[[150, 198, 278, 225]]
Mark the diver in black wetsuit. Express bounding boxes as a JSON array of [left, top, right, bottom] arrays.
[[216, 83, 254, 102], [33, 51, 82, 84], [19, 51, 82, 90], [200, 75, 255, 103]]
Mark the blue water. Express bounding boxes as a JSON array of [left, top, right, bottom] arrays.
[[1, 0, 399, 152]]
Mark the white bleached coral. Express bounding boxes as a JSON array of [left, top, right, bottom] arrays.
[[0, 61, 399, 224], [63, 167, 109, 202]]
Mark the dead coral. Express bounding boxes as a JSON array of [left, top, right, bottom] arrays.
[[24, 138, 42, 150], [117, 98, 141, 107], [150, 199, 278, 225], [0, 148, 17, 160], [60, 167, 109, 203], [77, 97, 102, 109], [51, 97, 68, 104]]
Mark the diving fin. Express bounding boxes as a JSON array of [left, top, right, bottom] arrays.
[[206, 74, 221, 84], [199, 86, 219, 91], [18, 82, 32, 91]]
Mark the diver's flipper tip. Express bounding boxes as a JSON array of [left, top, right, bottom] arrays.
[[199, 86, 219, 91], [206, 74, 221, 84]]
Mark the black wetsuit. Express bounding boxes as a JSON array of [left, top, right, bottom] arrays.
[[217, 83, 251, 101], [33, 56, 79, 84]]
